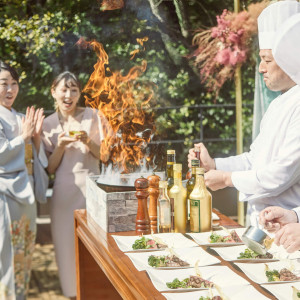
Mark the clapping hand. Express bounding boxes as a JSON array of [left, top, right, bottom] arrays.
[[22, 106, 36, 143]]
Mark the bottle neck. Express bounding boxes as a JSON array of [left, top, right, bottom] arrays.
[[166, 163, 174, 177], [159, 187, 169, 200], [195, 173, 205, 188], [191, 166, 197, 175]]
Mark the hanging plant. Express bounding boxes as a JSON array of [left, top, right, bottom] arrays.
[[190, 1, 268, 97]]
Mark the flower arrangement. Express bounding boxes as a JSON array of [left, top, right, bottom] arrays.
[[191, 1, 268, 96]]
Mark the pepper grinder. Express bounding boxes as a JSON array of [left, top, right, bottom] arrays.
[[147, 173, 160, 234], [135, 176, 151, 235]]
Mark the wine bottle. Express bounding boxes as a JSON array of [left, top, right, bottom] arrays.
[[189, 168, 212, 232], [157, 180, 171, 233], [169, 163, 187, 233]]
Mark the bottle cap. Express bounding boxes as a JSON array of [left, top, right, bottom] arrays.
[[191, 159, 200, 167], [159, 180, 168, 188], [196, 167, 205, 175], [167, 150, 175, 155], [173, 163, 182, 172]]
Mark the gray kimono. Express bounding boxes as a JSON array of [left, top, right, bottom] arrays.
[[0, 105, 48, 300]]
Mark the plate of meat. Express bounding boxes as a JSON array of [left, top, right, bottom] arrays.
[[147, 265, 249, 292], [235, 260, 300, 284], [261, 282, 300, 300], [125, 247, 220, 271], [162, 284, 269, 300], [187, 227, 246, 247], [112, 233, 198, 252]]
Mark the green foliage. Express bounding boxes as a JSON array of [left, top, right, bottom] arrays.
[[0, 0, 257, 172]]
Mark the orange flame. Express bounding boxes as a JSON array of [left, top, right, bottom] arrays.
[[100, 0, 124, 11], [78, 38, 155, 173]]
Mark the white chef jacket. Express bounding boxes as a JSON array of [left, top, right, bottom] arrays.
[[215, 85, 300, 226]]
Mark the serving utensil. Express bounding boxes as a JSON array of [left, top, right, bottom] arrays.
[[241, 225, 274, 255]]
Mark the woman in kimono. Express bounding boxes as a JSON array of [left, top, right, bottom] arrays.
[[42, 71, 108, 299], [0, 61, 48, 299]]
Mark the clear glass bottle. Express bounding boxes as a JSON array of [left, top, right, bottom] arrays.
[[166, 150, 176, 194], [189, 167, 212, 232], [157, 180, 171, 233], [169, 163, 187, 233], [186, 159, 200, 231]]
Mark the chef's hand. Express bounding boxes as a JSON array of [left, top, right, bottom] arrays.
[[204, 170, 233, 191], [274, 223, 300, 253], [259, 206, 298, 233], [187, 143, 216, 170]]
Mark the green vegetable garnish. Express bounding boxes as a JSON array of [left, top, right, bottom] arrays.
[[148, 255, 166, 267], [166, 277, 190, 289], [132, 236, 151, 249], [266, 270, 280, 282], [297, 291, 300, 298], [238, 248, 260, 259]]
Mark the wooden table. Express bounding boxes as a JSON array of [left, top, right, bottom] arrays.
[[74, 209, 276, 300]]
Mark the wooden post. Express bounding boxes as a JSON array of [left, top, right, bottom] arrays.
[[234, 0, 245, 226]]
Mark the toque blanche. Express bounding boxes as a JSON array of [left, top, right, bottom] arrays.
[[258, 0, 300, 49]]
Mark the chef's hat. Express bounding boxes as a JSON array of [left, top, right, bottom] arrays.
[[273, 13, 300, 86], [258, 0, 300, 49]]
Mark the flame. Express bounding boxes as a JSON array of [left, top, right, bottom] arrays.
[[100, 0, 124, 11], [78, 38, 155, 173]]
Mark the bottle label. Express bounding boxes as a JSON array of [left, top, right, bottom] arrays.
[[170, 197, 175, 232], [190, 199, 201, 232]]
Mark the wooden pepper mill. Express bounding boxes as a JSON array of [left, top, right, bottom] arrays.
[[135, 176, 151, 235], [147, 173, 160, 234]]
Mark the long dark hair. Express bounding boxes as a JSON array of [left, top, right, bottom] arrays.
[[0, 61, 19, 82], [51, 71, 81, 91]]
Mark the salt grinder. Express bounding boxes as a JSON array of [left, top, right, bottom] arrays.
[[147, 173, 160, 234], [135, 177, 151, 235]]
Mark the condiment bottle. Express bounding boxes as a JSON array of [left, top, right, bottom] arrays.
[[166, 149, 176, 194], [186, 159, 200, 232], [186, 145, 200, 179], [169, 163, 187, 233], [147, 173, 160, 234], [189, 168, 212, 232], [157, 181, 171, 233], [135, 176, 151, 235]]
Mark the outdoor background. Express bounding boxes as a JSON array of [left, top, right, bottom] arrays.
[[1, 0, 262, 216]]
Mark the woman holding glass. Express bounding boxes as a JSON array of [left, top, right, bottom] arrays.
[[42, 71, 108, 299]]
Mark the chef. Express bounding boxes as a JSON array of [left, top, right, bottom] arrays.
[[257, 12, 300, 253], [188, 0, 300, 226]]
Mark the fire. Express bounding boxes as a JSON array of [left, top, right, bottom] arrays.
[[100, 0, 124, 11], [77, 38, 155, 173]]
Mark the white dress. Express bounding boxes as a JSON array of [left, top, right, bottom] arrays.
[[42, 107, 105, 297], [215, 85, 300, 225]]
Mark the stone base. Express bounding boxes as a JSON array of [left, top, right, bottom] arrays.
[[86, 176, 138, 232]]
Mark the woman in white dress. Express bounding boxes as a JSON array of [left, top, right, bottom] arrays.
[[0, 61, 48, 299], [42, 71, 108, 299]]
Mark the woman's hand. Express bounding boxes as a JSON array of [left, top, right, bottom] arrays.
[[75, 130, 89, 145], [57, 132, 77, 148], [22, 106, 36, 143], [33, 108, 45, 137]]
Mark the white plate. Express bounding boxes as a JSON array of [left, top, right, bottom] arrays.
[[261, 282, 300, 300], [235, 260, 300, 284], [162, 284, 269, 300], [212, 212, 220, 220], [187, 227, 246, 247], [212, 245, 300, 262], [212, 245, 277, 262], [147, 265, 249, 292], [112, 233, 198, 252], [125, 247, 220, 271]]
